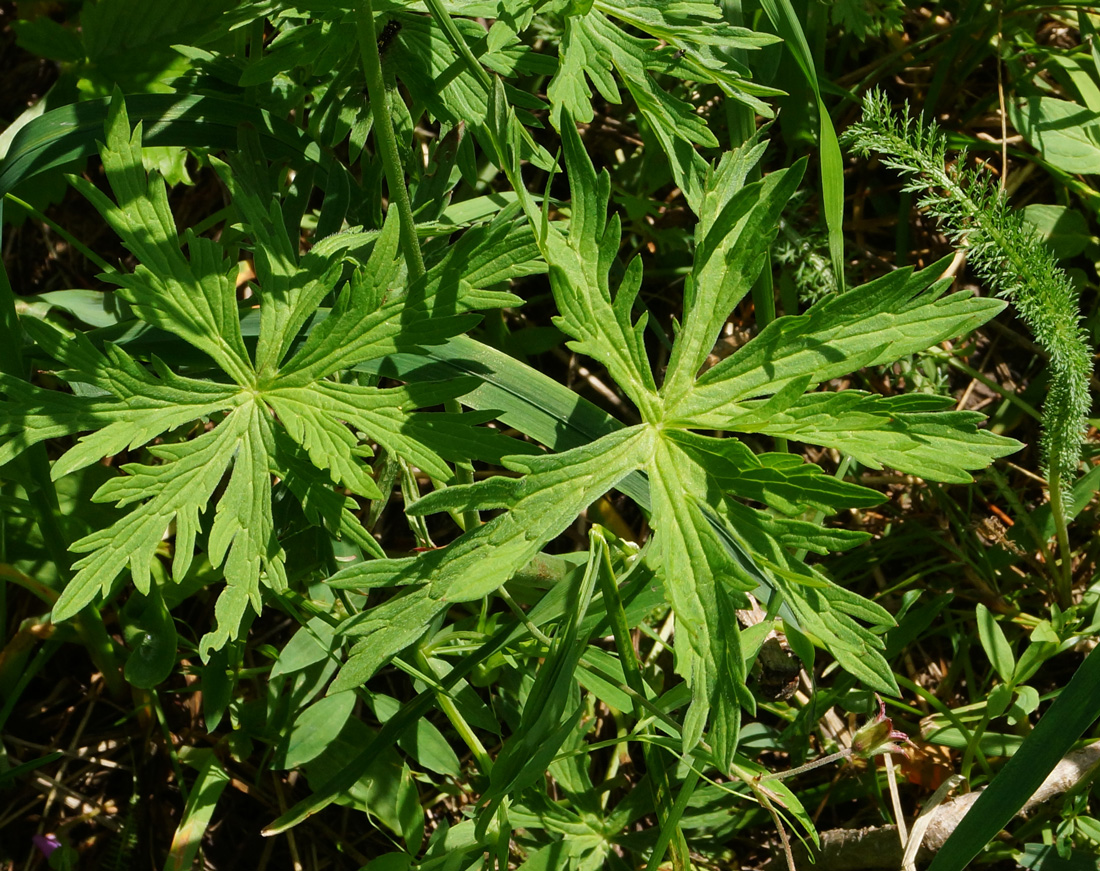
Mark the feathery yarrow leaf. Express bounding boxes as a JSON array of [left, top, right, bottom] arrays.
[[844, 89, 1093, 492]]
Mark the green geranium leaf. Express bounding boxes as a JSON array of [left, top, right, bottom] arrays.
[[5, 93, 532, 654]]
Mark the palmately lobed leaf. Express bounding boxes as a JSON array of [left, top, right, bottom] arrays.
[[53, 405, 256, 622], [9, 90, 560, 657]]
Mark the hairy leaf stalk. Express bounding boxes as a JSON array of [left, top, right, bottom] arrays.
[[844, 90, 1093, 603]]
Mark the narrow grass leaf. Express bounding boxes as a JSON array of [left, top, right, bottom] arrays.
[[929, 644, 1100, 871], [756, 0, 846, 286], [164, 750, 230, 871]]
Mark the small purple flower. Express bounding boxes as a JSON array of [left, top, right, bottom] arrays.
[[851, 695, 912, 759], [32, 833, 61, 858]]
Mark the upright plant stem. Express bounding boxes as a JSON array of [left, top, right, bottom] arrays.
[[1048, 473, 1073, 605], [356, 1, 425, 283]]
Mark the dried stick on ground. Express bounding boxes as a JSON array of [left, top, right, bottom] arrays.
[[792, 740, 1100, 871]]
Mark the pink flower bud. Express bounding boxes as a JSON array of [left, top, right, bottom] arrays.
[[851, 695, 912, 759]]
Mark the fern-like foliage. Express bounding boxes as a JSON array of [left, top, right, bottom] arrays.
[[843, 89, 1093, 498]]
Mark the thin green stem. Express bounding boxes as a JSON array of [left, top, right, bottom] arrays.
[[412, 648, 493, 775], [643, 766, 701, 871], [959, 687, 1001, 784], [1048, 473, 1073, 608], [497, 587, 553, 646], [423, 0, 491, 90], [756, 748, 851, 783], [355, 1, 425, 282]]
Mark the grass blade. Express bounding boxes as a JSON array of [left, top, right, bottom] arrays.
[[756, 0, 845, 288], [164, 749, 230, 871], [928, 643, 1100, 871]]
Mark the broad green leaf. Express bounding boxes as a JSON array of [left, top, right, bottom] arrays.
[[300, 716, 421, 841], [12, 17, 84, 63], [281, 691, 357, 769], [1022, 204, 1093, 260], [121, 583, 178, 689], [270, 616, 339, 679], [1009, 96, 1100, 175], [369, 691, 463, 778], [17, 288, 134, 329]]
